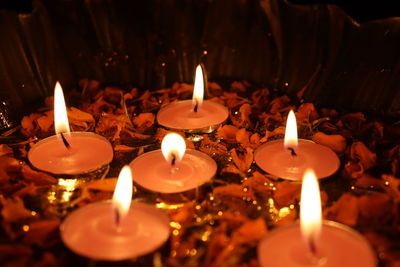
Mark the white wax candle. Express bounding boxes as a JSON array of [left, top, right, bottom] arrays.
[[254, 139, 340, 180], [28, 132, 113, 175], [129, 149, 217, 193], [156, 100, 228, 133], [60, 201, 170, 261], [258, 221, 376, 267]]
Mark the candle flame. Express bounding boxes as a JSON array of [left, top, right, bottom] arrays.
[[112, 166, 133, 223], [54, 81, 70, 135], [284, 110, 298, 149], [300, 169, 322, 252], [192, 64, 204, 110], [161, 133, 186, 165]]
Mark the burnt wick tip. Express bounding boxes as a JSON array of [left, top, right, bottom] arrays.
[[309, 239, 317, 256], [193, 102, 198, 113], [287, 147, 297, 156], [60, 132, 71, 150], [114, 208, 120, 226], [171, 154, 176, 167]]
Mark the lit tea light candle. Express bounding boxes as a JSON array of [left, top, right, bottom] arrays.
[[157, 64, 229, 133], [60, 166, 170, 261], [254, 110, 339, 180], [258, 169, 377, 267], [129, 133, 217, 193], [28, 82, 113, 176]]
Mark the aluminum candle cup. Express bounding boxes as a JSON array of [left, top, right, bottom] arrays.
[[157, 100, 229, 133], [129, 149, 217, 194], [28, 132, 113, 178], [254, 139, 340, 180], [60, 201, 170, 261], [258, 221, 377, 267]]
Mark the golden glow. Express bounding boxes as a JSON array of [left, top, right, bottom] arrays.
[[112, 166, 133, 222], [284, 110, 298, 149], [161, 133, 186, 165], [278, 207, 291, 218], [169, 221, 182, 229], [54, 81, 71, 135], [58, 178, 79, 203], [300, 169, 322, 248], [156, 202, 185, 210], [58, 178, 79, 191], [192, 64, 204, 109]]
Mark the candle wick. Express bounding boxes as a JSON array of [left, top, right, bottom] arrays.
[[60, 132, 71, 150], [287, 147, 297, 156], [171, 154, 176, 167], [308, 238, 318, 257], [114, 208, 120, 227], [193, 100, 199, 113], [307, 237, 326, 266]]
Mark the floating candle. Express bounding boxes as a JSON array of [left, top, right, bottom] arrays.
[[129, 133, 217, 193], [157, 65, 228, 133], [28, 82, 113, 176], [60, 166, 170, 261], [258, 169, 376, 267], [254, 110, 339, 180]]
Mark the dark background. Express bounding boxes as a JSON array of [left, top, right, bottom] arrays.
[[0, 0, 399, 126], [2, 0, 399, 22]]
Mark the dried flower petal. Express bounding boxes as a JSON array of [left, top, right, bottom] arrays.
[[217, 125, 239, 143], [23, 219, 60, 247], [273, 181, 301, 208], [350, 141, 377, 171], [114, 145, 135, 152], [269, 95, 290, 114], [358, 193, 392, 219], [242, 172, 273, 195], [230, 147, 253, 174], [0, 156, 21, 182], [0, 244, 32, 261], [21, 165, 57, 185], [295, 103, 318, 126], [354, 174, 384, 190], [0, 196, 32, 223], [231, 218, 267, 245], [236, 128, 251, 146], [231, 104, 252, 128], [251, 88, 269, 107], [312, 132, 346, 154], [343, 161, 364, 179], [382, 174, 400, 200], [36, 111, 53, 134], [214, 184, 255, 200], [21, 113, 41, 137], [133, 113, 155, 130], [338, 112, 366, 132], [324, 193, 359, 226], [0, 144, 13, 157]]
